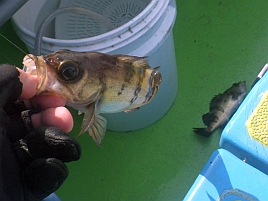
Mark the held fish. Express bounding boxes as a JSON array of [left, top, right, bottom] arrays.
[[193, 81, 247, 137], [23, 50, 162, 145]]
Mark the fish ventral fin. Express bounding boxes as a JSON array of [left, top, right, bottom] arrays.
[[88, 114, 107, 146], [77, 102, 107, 146], [77, 103, 95, 136]]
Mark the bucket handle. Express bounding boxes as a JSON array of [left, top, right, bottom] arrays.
[[34, 6, 115, 55]]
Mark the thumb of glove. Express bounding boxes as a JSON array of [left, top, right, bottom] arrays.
[[0, 64, 22, 108]]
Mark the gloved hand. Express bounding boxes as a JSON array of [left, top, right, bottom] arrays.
[[0, 64, 81, 201]]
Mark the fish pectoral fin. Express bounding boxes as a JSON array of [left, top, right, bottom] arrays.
[[77, 102, 107, 146], [77, 103, 95, 136], [88, 114, 107, 146], [231, 92, 242, 100], [202, 113, 216, 126], [193, 128, 212, 137]]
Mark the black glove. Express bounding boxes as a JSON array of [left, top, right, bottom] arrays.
[[0, 64, 81, 201]]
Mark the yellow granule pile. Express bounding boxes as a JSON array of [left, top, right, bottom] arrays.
[[246, 92, 268, 146]]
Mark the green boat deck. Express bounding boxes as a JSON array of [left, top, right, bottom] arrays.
[[1, 1, 268, 200]]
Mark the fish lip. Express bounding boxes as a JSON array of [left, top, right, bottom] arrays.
[[35, 55, 48, 92], [238, 81, 247, 93], [23, 54, 48, 94]]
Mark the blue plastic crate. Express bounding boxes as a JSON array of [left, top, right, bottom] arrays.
[[184, 149, 268, 201], [220, 69, 268, 174]]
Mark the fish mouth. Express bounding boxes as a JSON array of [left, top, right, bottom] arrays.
[[23, 54, 48, 93], [235, 81, 247, 93], [238, 81, 246, 87]]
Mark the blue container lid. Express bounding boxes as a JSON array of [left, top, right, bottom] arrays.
[[42, 193, 61, 201], [220, 68, 268, 174], [184, 149, 268, 201]]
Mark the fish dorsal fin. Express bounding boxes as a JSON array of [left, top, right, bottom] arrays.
[[116, 55, 150, 70], [88, 114, 107, 146], [209, 94, 223, 110], [77, 103, 95, 136]]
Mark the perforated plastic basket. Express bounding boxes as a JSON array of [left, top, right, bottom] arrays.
[[56, 0, 151, 39]]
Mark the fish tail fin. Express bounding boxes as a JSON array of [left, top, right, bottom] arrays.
[[151, 66, 162, 89], [193, 128, 212, 137], [88, 114, 107, 146]]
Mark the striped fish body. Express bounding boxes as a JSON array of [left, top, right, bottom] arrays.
[[23, 50, 161, 145], [193, 81, 246, 137]]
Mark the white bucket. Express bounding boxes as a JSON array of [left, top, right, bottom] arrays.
[[12, 0, 178, 132]]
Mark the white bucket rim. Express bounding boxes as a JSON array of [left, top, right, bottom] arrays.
[[12, 0, 167, 47]]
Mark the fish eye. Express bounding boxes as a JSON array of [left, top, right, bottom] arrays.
[[58, 60, 80, 81]]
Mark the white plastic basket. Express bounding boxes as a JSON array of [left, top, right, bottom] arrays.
[[56, 0, 151, 39], [12, 0, 178, 132]]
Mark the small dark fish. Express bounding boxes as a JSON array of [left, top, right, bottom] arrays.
[[193, 81, 247, 137]]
